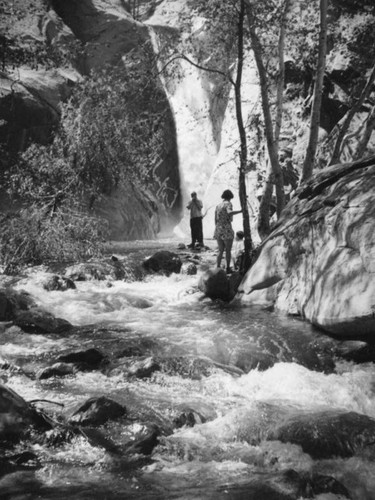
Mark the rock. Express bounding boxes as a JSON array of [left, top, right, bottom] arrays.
[[198, 268, 231, 301], [143, 251, 182, 276], [180, 262, 198, 275], [127, 357, 161, 379], [37, 362, 76, 379], [173, 410, 206, 428], [42, 275, 76, 291], [14, 309, 72, 334], [68, 396, 126, 426], [239, 156, 375, 338], [57, 348, 104, 368], [64, 260, 127, 281], [268, 409, 375, 459], [0, 288, 36, 321], [124, 424, 160, 456], [0, 383, 51, 442]]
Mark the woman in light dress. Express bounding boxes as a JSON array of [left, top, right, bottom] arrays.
[[213, 189, 242, 273]]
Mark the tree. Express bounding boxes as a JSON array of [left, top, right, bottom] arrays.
[[329, 61, 375, 165], [301, 0, 328, 181], [1, 58, 172, 267]]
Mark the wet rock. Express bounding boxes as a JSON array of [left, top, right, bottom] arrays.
[[127, 357, 161, 379], [177, 243, 186, 249], [68, 396, 127, 426], [143, 251, 182, 276], [56, 348, 105, 369], [0, 452, 41, 478], [198, 268, 230, 301], [37, 362, 76, 379], [64, 260, 127, 281], [0, 288, 36, 321], [0, 383, 52, 442], [42, 275, 76, 291], [124, 424, 160, 456], [217, 469, 351, 500], [180, 262, 198, 275], [158, 355, 242, 380], [173, 410, 206, 428], [268, 410, 375, 459], [14, 309, 72, 334]]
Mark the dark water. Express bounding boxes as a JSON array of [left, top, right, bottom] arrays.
[[1, 241, 375, 499]]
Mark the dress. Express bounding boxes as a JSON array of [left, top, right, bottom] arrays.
[[214, 201, 234, 240]]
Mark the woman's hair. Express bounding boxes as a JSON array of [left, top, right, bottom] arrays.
[[221, 189, 234, 200]]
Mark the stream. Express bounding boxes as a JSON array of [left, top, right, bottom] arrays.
[[1, 240, 375, 499]]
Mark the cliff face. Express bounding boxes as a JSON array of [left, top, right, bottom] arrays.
[[238, 155, 375, 338]]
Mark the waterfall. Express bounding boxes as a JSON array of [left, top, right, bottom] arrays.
[[147, 22, 261, 242]]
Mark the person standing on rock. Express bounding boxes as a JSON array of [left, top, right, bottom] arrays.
[[186, 191, 204, 249], [214, 189, 242, 274]]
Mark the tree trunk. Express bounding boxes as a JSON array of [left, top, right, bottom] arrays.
[[353, 104, 375, 160], [245, 0, 285, 218], [330, 61, 375, 165], [235, 0, 253, 272], [257, 0, 290, 239], [301, 0, 328, 181]]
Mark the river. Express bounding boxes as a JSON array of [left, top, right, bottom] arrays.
[[1, 240, 375, 499]]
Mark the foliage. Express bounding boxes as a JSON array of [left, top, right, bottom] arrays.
[[1, 48, 171, 268]]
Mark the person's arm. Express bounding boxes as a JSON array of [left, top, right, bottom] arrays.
[[226, 202, 242, 216], [186, 201, 192, 209]]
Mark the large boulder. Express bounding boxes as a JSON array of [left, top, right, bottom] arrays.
[[239, 156, 375, 338], [199, 268, 242, 302]]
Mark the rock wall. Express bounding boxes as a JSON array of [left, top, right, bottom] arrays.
[[238, 155, 375, 338]]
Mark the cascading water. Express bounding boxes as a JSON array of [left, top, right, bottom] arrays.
[[1, 241, 375, 499], [147, 20, 260, 241]]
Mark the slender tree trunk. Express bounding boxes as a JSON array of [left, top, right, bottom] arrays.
[[301, 0, 328, 181], [235, 0, 253, 272], [353, 104, 375, 160], [330, 61, 375, 165], [245, 0, 285, 218], [257, 0, 290, 239]]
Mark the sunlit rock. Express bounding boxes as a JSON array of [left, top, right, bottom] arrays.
[[268, 409, 375, 459], [239, 156, 375, 337], [68, 396, 126, 426], [143, 250, 182, 276], [37, 362, 76, 380], [127, 356, 161, 379]]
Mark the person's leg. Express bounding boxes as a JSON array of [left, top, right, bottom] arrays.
[[191, 217, 199, 246], [216, 239, 225, 268], [225, 239, 233, 271], [197, 217, 204, 246], [189, 218, 195, 247]]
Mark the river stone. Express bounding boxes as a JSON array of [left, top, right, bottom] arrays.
[[127, 357, 161, 379], [64, 260, 127, 281], [37, 362, 76, 380], [198, 268, 230, 301], [56, 348, 104, 368], [143, 251, 182, 275], [14, 309, 72, 334], [0, 383, 51, 442], [68, 396, 127, 426], [180, 262, 198, 275], [124, 424, 160, 456], [0, 289, 36, 321], [267, 410, 375, 459], [42, 275, 76, 291], [238, 156, 375, 338]]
